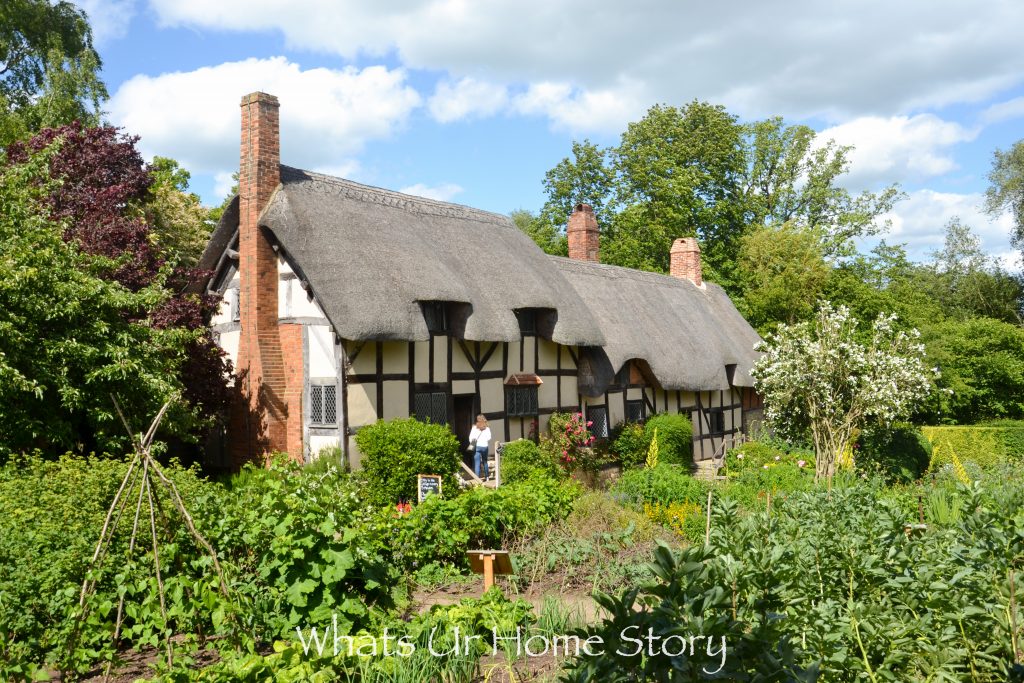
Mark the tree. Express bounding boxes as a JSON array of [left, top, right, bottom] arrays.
[[535, 104, 901, 291], [752, 303, 932, 482], [919, 317, 1024, 424], [510, 207, 566, 256], [146, 156, 214, 269], [738, 223, 830, 332], [0, 0, 106, 146], [985, 140, 1024, 258], [926, 217, 1022, 323], [1, 125, 230, 455]]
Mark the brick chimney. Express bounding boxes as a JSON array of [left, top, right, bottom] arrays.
[[567, 203, 600, 262], [670, 237, 703, 286], [232, 92, 297, 464]]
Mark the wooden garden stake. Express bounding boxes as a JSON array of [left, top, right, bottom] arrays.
[[705, 491, 713, 547], [1011, 569, 1021, 664], [766, 491, 772, 517]]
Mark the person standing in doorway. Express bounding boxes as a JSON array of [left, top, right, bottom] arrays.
[[469, 415, 491, 480]]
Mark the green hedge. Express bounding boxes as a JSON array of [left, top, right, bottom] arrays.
[[355, 417, 461, 506], [499, 439, 563, 484], [610, 413, 694, 469], [922, 425, 1024, 469], [858, 424, 932, 483]]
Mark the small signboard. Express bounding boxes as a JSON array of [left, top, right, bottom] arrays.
[[467, 549, 513, 591], [417, 474, 442, 503]]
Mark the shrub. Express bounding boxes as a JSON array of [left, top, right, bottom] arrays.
[[644, 413, 693, 466], [857, 423, 931, 483], [355, 417, 460, 506], [726, 439, 810, 474], [609, 422, 648, 469], [612, 463, 708, 507], [922, 425, 1024, 469], [499, 439, 562, 484], [541, 412, 599, 474]]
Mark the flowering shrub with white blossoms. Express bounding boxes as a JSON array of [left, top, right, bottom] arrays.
[[751, 302, 933, 482]]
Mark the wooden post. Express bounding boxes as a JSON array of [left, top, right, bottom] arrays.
[[704, 491, 713, 547], [918, 493, 924, 524], [766, 491, 772, 517], [483, 554, 495, 590]]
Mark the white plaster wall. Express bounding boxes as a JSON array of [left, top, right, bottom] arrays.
[[219, 330, 240, 367], [308, 325, 336, 377], [309, 434, 341, 459]]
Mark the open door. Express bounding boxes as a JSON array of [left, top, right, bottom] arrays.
[[452, 394, 476, 468]]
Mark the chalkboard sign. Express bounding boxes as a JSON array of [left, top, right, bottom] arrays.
[[417, 474, 442, 503]]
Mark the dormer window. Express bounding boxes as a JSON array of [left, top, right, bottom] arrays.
[[420, 302, 449, 334], [515, 309, 537, 336]]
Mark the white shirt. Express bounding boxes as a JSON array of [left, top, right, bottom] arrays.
[[469, 426, 491, 449]]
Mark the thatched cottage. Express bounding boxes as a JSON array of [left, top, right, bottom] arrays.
[[199, 92, 763, 470]]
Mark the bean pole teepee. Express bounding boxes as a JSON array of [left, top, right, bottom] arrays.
[[67, 396, 232, 678]]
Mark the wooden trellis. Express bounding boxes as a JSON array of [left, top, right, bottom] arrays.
[[67, 397, 232, 679]]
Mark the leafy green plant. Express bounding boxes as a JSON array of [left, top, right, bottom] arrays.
[[355, 418, 460, 506], [644, 413, 693, 466], [612, 462, 708, 507], [499, 438, 562, 484], [857, 423, 931, 483], [609, 422, 648, 469]]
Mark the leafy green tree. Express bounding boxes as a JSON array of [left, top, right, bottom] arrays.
[[0, 146, 202, 457], [985, 139, 1024, 257], [738, 223, 831, 332], [146, 156, 214, 268], [539, 139, 614, 228], [510, 207, 566, 256], [920, 317, 1024, 424], [0, 0, 106, 146]]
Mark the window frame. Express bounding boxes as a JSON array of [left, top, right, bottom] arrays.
[[505, 385, 539, 417], [706, 408, 726, 436], [413, 390, 449, 425], [420, 302, 449, 334], [309, 379, 338, 426], [587, 405, 609, 439], [625, 399, 646, 424], [515, 309, 537, 337]]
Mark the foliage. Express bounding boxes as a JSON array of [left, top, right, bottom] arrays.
[[920, 317, 1024, 423], [922, 425, 1024, 469], [0, 148, 216, 458], [739, 222, 831, 333], [726, 439, 811, 474], [355, 418, 461, 506], [536, 104, 899, 292], [644, 427, 659, 469], [612, 463, 708, 508], [563, 540, 818, 681], [644, 413, 693, 466], [570, 478, 1024, 681], [609, 422, 648, 469], [643, 500, 705, 545], [753, 302, 932, 482], [499, 438, 563, 484], [857, 423, 931, 483], [510, 207, 566, 256], [145, 157, 214, 269], [541, 411, 599, 475], [986, 139, 1024, 258], [390, 473, 581, 569], [0, 0, 106, 147]]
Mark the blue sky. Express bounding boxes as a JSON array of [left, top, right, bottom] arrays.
[[75, 0, 1024, 267]]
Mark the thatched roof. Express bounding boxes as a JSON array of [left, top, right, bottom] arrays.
[[255, 166, 605, 344], [552, 257, 760, 392], [198, 165, 761, 392]]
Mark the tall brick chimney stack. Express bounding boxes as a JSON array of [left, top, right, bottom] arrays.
[[233, 92, 291, 464], [567, 203, 600, 262], [670, 237, 703, 286]]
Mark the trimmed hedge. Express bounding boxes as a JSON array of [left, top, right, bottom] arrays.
[[355, 417, 461, 506], [499, 439, 563, 484], [858, 424, 932, 483], [644, 413, 693, 466], [922, 425, 1024, 469]]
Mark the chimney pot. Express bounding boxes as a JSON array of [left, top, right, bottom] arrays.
[[670, 237, 703, 286], [567, 204, 600, 262]]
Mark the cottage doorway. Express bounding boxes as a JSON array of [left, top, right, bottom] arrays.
[[452, 394, 476, 467]]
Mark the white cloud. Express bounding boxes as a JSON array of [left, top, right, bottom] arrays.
[[816, 114, 978, 188], [981, 96, 1024, 125], [107, 57, 420, 179], [428, 78, 508, 123], [876, 189, 1016, 264], [73, 0, 136, 43], [511, 81, 644, 133], [212, 171, 235, 200], [397, 183, 464, 202], [147, 0, 1024, 126]]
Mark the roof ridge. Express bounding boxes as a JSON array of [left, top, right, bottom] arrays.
[[279, 165, 512, 227], [550, 255, 711, 290]]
